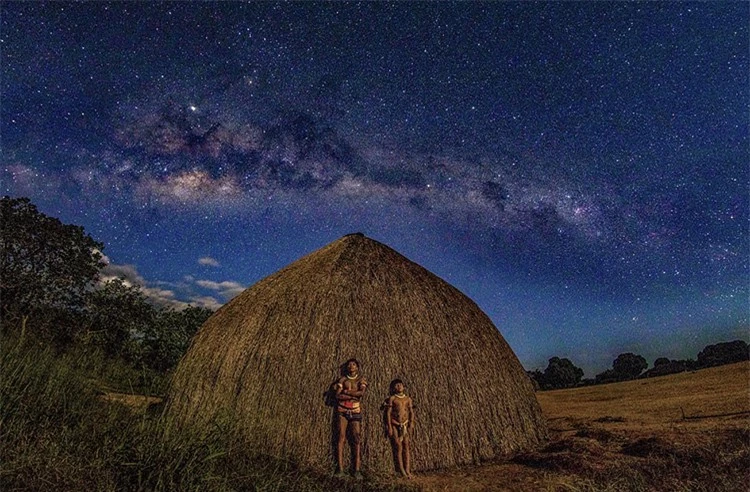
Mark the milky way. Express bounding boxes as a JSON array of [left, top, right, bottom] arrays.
[[2, 2, 747, 375]]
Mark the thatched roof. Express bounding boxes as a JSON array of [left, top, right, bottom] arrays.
[[166, 233, 547, 474]]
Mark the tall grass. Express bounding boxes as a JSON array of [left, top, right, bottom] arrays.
[[0, 339, 410, 491]]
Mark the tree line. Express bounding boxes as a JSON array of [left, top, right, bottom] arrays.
[[528, 340, 750, 391], [0, 196, 213, 373]]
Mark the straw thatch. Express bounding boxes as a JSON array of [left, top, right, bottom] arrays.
[[165, 233, 547, 474]]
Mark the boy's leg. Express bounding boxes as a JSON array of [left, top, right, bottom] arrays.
[[389, 436, 400, 473], [393, 437, 405, 475], [335, 414, 348, 474], [403, 436, 411, 477]]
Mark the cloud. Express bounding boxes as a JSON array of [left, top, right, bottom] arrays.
[[100, 258, 146, 287], [198, 256, 220, 267], [184, 295, 224, 311], [99, 253, 228, 310], [140, 286, 186, 309], [100, 259, 192, 309], [195, 279, 246, 300]]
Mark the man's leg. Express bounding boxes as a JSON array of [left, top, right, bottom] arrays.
[[350, 420, 362, 475], [335, 414, 348, 475]]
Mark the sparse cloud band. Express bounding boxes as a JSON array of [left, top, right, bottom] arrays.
[[199, 256, 220, 267]]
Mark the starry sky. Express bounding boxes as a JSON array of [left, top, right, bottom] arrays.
[[2, 2, 747, 376]]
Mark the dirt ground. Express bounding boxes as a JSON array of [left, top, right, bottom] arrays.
[[100, 391, 162, 411], [408, 362, 750, 491]]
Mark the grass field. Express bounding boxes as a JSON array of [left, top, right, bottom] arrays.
[[412, 361, 750, 491], [2, 339, 747, 491], [539, 361, 750, 429]]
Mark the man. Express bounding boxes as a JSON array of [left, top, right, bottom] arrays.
[[333, 358, 367, 479]]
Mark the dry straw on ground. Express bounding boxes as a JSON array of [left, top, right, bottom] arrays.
[[165, 233, 547, 475]]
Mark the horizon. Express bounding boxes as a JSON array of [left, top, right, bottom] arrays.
[[2, 2, 747, 376]]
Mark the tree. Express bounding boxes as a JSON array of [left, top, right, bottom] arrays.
[[697, 340, 750, 368], [594, 368, 617, 384], [141, 306, 213, 372], [643, 358, 696, 378], [83, 279, 214, 371], [611, 353, 648, 380], [539, 357, 584, 390], [0, 196, 104, 343], [84, 278, 157, 359], [594, 353, 648, 384], [526, 370, 543, 391]]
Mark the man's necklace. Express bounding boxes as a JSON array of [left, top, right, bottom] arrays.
[[395, 393, 406, 398], [346, 374, 358, 380]]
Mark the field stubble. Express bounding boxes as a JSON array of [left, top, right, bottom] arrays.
[[412, 361, 750, 491]]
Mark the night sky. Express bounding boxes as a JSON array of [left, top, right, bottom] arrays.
[[2, 2, 747, 376]]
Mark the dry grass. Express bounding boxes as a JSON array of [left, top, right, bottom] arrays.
[[537, 361, 750, 433], [166, 233, 547, 475], [410, 361, 750, 491]]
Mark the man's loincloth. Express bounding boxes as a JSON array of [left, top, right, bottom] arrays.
[[338, 408, 363, 422]]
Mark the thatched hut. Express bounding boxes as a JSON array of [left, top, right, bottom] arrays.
[[166, 233, 547, 474]]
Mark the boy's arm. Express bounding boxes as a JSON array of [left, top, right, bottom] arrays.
[[386, 397, 394, 436]]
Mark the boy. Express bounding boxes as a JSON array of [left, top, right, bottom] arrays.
[[333, 358, 367, 479], [385, 378, 414, 478]]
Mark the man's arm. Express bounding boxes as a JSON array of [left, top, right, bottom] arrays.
[[343, 379, 367, 399], [334, 378, 352, 401], [408, 397, 415, 430]]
